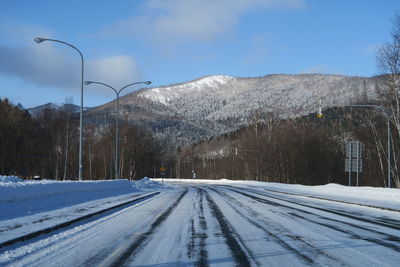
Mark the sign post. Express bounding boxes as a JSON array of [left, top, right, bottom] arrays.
[[160, 166, 166, 184], [345, 141, 363, 186]]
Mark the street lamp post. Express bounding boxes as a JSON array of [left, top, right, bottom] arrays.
[[84, 80, 151, 179], [34, 37, 85, 180], [235, 148, 260, 181], [344, 105, 392, 188]]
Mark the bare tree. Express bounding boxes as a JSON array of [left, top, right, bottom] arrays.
[[62, 97, 74, 180], [377, 14, 400, 187]]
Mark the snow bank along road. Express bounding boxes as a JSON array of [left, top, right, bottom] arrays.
[[1, 182, 400, 266]]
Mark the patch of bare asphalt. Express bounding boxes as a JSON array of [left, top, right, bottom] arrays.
[[187, 188, 209, 266]]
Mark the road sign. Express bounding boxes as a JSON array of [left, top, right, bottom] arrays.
[[346, 142, 363, 158], [345, 158, 363, 172], [345, 141, 364, 187]]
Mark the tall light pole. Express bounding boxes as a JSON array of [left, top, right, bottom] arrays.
[[235, 148, 260, 181], [34, 37, 85, 181], [344, 105, 392, 188], [84, 80, 151, 179]]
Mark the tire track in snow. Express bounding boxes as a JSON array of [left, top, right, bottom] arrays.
[[224, 186, 400, 253], [288, 211, 400, 253], [197, 189, 209, 266], [0, 192, 160, 250], [264, 188, 400, 213], [187, 188, 209, 266], [226, 185, 400, 230], [202, 188, 253, 267], [207, 186, 318, 265], [99, 189, 188, 267]]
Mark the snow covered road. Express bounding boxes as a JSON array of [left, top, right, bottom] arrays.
[[1, 182, 400, 266]]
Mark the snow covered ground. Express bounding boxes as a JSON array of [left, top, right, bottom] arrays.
[[163, 179, 400, 211], [1, 176, 400, 266], [0, 176, 176, 220], [0, 176, 177, 247]]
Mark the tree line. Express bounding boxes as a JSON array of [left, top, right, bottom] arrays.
[[0, 99, 162, 180], [172, 105, 395, 187]]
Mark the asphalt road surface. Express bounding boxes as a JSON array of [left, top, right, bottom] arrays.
[[2, 182, 400, 266]]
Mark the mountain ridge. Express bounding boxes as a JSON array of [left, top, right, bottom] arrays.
[[38, 73, 381, 149]]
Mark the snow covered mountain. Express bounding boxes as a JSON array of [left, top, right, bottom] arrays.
[[87, 74, 380, 148]]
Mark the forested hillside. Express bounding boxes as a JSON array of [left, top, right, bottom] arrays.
[[171, 105, 392, 187], [88, 74, 379, 149], [0, 99, 162, 180]]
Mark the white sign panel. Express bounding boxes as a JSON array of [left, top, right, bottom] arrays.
[[345, 158, 363, 172], [346, 142, 363, 158]]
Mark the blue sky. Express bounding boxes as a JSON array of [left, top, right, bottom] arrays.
[[0, 0, 399, 108]]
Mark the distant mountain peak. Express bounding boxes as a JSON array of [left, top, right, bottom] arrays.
[[139, 75, 235, 105], [190, 75, 234, 86]]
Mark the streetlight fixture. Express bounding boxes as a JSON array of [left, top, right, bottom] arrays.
[[34, 37, 85, 181], [344, 104, 392, 188], [84, 80, 152, 179]]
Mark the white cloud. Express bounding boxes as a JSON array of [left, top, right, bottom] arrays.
[[0, 44, 79, 88], [86, 56, 141, 89], [0, 21, 141, 95], [104, 0, 306, 46], [0, 44, 142, 94]]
